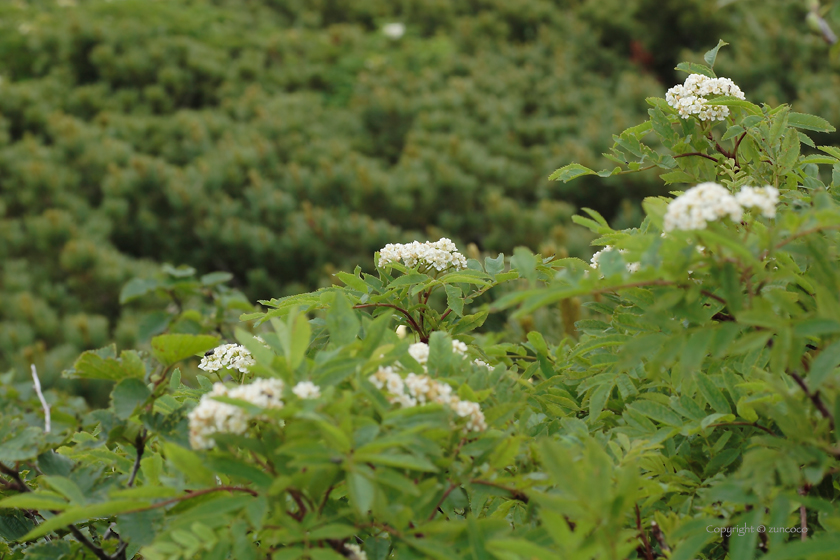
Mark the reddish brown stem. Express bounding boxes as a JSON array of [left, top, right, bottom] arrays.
[[636, 504, 655, 560], [428, 482, 459, 521], [353, 303, 426, 341], [122, 486, 258, 515], [470, 480, 529, 503], [674, 152, 720, 163]]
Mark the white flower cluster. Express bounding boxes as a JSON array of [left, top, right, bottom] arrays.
[[292, 381, 321, 399], [199, 343, 256, 374], [590, 246, 641, 274], [382, 22, 405, 40], [407, 340, 467, 365], [344, 543, 368, 560], [188, 378, 285, 449], [378, 238, 467, 271], [734, 185, 780, 219], [664, 182, 779, 232], [369, 367, 487, 432], [665, 73, 745, 121]]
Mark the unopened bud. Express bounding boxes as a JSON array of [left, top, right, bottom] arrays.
[[396, 325, 408, 339]]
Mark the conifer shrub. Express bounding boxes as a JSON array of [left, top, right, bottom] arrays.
[[3, 0, 840, 385]]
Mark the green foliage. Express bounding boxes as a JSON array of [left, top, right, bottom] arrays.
[[5, 48, 840, 553], [7, 0, 840, 380]]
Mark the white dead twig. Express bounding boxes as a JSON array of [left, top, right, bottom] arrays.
[[30, 364, 50, 433]]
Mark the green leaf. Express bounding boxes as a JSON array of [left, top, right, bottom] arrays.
[[20, 500, 148, 541], [628, 401, 684, 427], [451, 311, 488, 335], [818, 145, 840, 159], [787, 112, 836, 133], [777, 131, 800, 173], [119, 278, 159, 304], [42, 476, 87, 505], [808, 340, 840, 390], [761, 534, 840, 560], [510, 247, 537, 286], [484, 253, 505, 278], [68, 346, 144, 381], [335, 271, 368, 292], [162, 442, 216, 486], [354, 453, 439, 473], [151, 334, 219, 367], [674, 61, 716, 78], [660, 170, 697, 185], [548, 163, 596, 182], [705, 97, 761, 115], [722, 125, 745, 141], [289, 314, 311, 369], [0, 493, 70, 511], [388, 273, 429, 287], [347, 471, 374, 516], [326, 292, 360, 346], [111, 378, 152, 420], [0, 511, 36, 541], [444, 285, 464, 317], [703, 39, 728, 68], [200, 272, 233, 286], [695, 373, 731, 414], [588, 383, 613, 422]]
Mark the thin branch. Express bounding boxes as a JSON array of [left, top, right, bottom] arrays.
[[0, 463, 29, 493], [635, 504, 655, 560], [799, 485, 811, 541], [761, 224, 840, 259], [440, 308, 452, 321], [469, 480, 529, 503], [707, 422, 777, 437], [428, 482, 459, 521], [30, 365, 50, 434], [699, 289, 727, 305], [732, 131, 748, 167], [353, 303, 426, 342], [651, 521, 670, 553], [788, 372, 835, 430], [674, 152, 720, 164], [318, 485, 335, 516], [1, 464, 114, 560], [122, 486, 258, 516], [67, 526, 112, 560], [127, 431, 146, 488]]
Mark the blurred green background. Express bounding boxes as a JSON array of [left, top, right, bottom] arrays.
[[3, 0, 840, 385]]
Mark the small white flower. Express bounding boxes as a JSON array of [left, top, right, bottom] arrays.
[[396, 325, 409, 339], [199, 344, 256, 374], [735, 185, 779, 219], [382, 23, 405, 40], [665, 74, 745, 121], [663, 182, 743, 232], [473, 359, 490, 368], [344, 542, 368, 560], [378, 238, 467, 272], [408, 342, 430, 365], [188, 378, 285, 449], [292, 381, 321, 399], [589, 246, 640, 274], [451, 340, 468, 355]]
